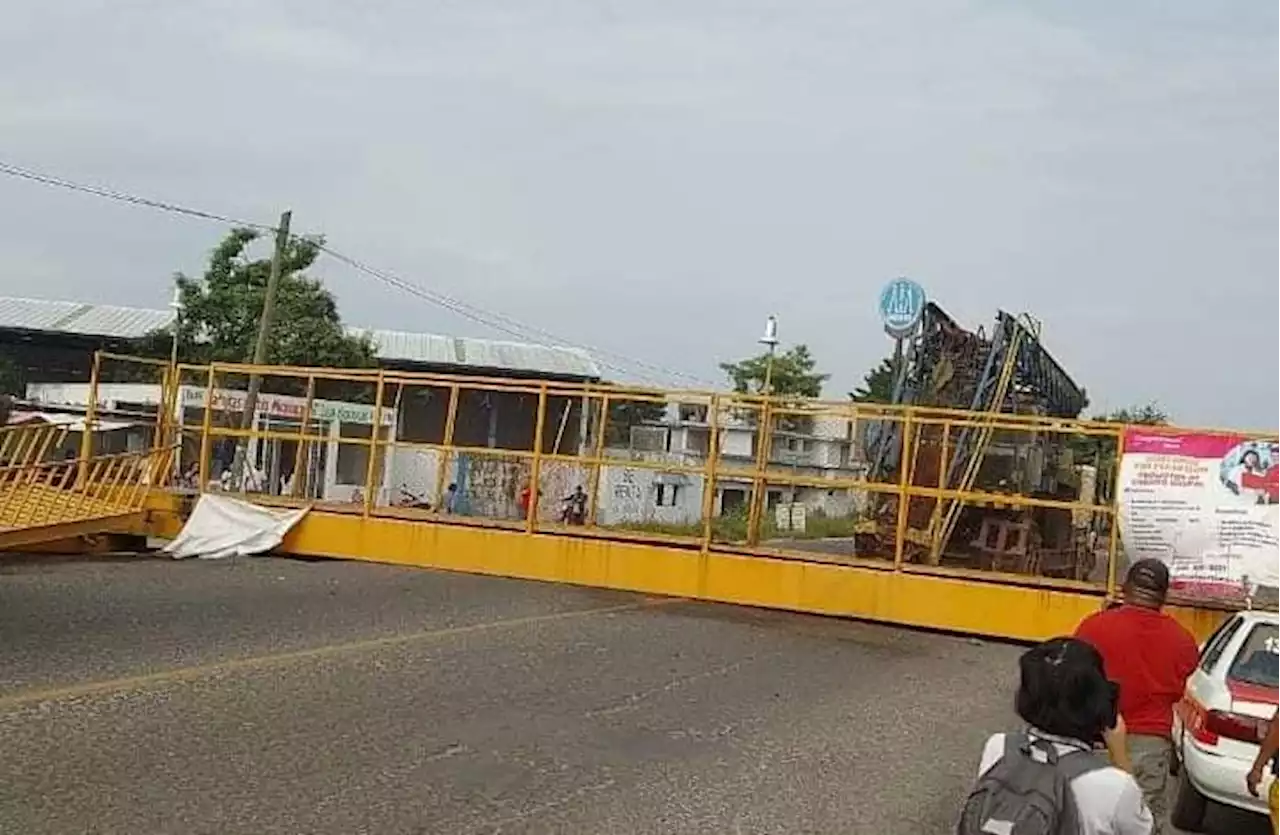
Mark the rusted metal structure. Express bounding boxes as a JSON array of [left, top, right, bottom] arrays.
[[865, 302, 1092, 574]]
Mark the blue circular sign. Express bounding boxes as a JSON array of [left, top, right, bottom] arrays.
[[878, 278, 925, 337]]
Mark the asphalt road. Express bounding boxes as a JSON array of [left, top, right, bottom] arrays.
[[0, 555, 1267, 835]]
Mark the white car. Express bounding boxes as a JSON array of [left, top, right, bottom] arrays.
[[1171, 608, 1278, 831]]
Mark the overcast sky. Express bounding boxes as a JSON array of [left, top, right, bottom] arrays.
[[1, 1, 1275, 428]]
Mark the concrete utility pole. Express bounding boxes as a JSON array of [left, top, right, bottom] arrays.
[[229, 210, 292, 491]]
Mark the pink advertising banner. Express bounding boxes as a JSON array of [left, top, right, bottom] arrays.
[[1118, 429, 1279, 603]]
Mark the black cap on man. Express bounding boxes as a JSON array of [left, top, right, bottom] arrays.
[[1123, 558, 1171, 608]]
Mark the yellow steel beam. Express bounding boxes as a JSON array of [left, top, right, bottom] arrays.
[[362, 370, 387, 516], [699, 394, 722, 548], [23, 350, 1265, 651], [133, 503, 1228, 645], [97, 352, 1275, 440], [291, 376, 316, 499], [527, 384, 548, 533], [584, 393, 610, 527], [0, 512, 145, 552]]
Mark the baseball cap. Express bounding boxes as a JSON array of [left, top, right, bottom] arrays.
[[1125, 558, 1171, 595]]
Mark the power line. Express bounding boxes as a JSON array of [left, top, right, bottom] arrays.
[[316, 244, 718, 387], [0, 160, 274, 231], [0, 158, 715, 387], [0, 157, 702, 385]]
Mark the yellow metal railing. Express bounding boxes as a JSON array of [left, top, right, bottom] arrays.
[[0, 349, 1251, 640], [0, 350, 183, 540], [77, 345, 1269, 607], [78, 352, 1273, 600], [0, 435, 176, 532]]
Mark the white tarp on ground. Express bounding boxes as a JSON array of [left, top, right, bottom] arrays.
[[164, 494, 308, 560]]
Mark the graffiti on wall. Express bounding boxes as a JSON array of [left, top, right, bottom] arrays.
[[388, 447, 442, 506], [611, 468, 645, 518], [535, 461, 584, 521], [596, 466, 705, 526], [462, 455, 527, 519]]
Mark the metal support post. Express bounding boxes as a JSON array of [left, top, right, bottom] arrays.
[[527, 385, 549, 533], [362, 371, 386, 515]]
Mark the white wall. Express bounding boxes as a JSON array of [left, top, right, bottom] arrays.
[[27, 381, 405, 505], [792, 486, 859, 518], [596, 465, 704, 527], [386, 446, 444, 506], [530, 458, 702, 526], [27, 382, 159, 410], [720, 428, 754, 459]]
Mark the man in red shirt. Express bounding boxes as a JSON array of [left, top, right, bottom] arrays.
[[1075, 558, 1199, 834], [517, 483, 532, 520]]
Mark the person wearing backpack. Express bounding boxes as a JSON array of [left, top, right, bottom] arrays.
[[957, 637, 1152, 835]]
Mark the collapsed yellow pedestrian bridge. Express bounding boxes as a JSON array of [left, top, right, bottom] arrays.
[[3, 351, 1273, 644]]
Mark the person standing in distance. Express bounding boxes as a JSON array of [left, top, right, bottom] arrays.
[[1074, 559, 1198, 834]]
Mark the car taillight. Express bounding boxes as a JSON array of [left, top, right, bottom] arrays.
[[1192, 709, 1267, 746]]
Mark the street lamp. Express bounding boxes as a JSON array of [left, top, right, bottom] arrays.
[[758, 315, 778, 395], [166, 286, 183, 479], [751, 315, 781, 539], [168, 286, 182, 371]]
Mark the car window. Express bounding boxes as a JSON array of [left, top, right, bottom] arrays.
[[1227, 622, 1279, 688], [1200, 616, 1244, 672]]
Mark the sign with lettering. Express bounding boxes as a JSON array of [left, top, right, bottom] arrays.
[[878, 277, 926, 338], [180, 387, 394, 426], [1118, 429, 1279, 603]]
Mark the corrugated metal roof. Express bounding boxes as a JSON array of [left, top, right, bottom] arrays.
[[0, 296, 173, 339], [344, 328, 456, 366], [0, 296, 600, 380], [350, 327, 601, 380]]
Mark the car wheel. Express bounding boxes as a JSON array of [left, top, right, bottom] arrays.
[[1170, 767, 1209, 832]]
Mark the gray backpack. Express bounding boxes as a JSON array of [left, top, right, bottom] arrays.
[[956, 732, 1108, 835]]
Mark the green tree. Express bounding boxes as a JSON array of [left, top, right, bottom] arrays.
[[1097, 403, 1169, 426], [0, 355, 24, 397], [719, 344, 828, 398], [604, 397, 668, 446], [1068, 402, 1170, 498], [849, 357, 895, 403], [142, 228, 375, 370], [720, 345, 828, 433]]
